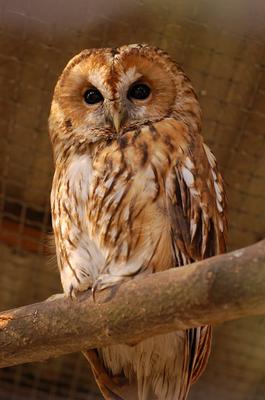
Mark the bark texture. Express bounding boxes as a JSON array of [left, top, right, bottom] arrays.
[[0, 239, 265, 369]]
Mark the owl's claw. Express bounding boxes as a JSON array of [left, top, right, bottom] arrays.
[[91, 274, 126, 302], [69, 284, 76, 300], [91, 275, 107, 302], [91, 281, 99, 302], [65, 281, 93, 300]]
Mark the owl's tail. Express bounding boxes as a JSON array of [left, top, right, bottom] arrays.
[[83, 349, 138, 400], [83, 326, 211, 400]]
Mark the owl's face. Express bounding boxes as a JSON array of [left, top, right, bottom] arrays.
[[49, 44, 201, 156]]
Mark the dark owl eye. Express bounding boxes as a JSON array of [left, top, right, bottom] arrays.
[[128, 83, 151, 100], [84, 88, 103, 104]]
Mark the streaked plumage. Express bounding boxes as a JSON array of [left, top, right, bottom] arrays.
[[49, 43, 227, 400]]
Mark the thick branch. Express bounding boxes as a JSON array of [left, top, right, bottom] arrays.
[[0, 239, 265, 368]]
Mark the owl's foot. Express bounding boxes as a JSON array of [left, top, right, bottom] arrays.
[[60, 266, 93, 299], [68, 280, 93, 300], [92, 274, 126, 301]]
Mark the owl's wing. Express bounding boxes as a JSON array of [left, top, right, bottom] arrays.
[[167, 137, 227, 387], [168, 140, 227, 265]]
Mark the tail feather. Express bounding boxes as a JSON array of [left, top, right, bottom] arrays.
[[84, 327, 211, 400], [83, 349, 137, 400]]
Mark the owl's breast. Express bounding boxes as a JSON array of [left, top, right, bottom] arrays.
[[52, 120, 192, 292], [87, 124, 182, 273]]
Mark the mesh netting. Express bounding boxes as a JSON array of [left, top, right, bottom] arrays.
[[0, 0, 264, 399]]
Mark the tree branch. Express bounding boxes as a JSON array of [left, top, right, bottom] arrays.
[[0, 239, 265, 369]]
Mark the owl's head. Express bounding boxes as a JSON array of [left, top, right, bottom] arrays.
[[49, 44, 201, 157]]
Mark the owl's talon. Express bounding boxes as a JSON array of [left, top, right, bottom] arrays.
[[91, 276, 105, 302], [91, 274, 126, 302], [69, 284, 76, 300], [91, 282, 98, 302]]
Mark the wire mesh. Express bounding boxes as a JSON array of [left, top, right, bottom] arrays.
[[0, 0, 264, 399]]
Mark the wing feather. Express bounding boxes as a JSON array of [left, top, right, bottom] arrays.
[[166, 135, 227, 386]]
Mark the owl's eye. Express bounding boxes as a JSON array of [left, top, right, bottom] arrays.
[[128, 83, 151, 101], [84, 88, 103, 105]]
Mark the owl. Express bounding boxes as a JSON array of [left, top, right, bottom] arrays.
[[49, 43, 227, 400]]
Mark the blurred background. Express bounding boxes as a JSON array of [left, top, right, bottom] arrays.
[[0, 0, 264, 399]]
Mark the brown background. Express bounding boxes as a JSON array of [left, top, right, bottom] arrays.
[[0, 0, 264, 399]]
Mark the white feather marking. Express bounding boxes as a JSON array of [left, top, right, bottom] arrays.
[[60, 220, 68, 236], [123, 206, 130, 222], [203, 143, 216, 168], [101, 212, 113, 232], [104, 176, 114, 189], [214, 181, 222, 202], [67, 154, 92, 201], [117, 66, 142, 92], [112, 187, 126, 205], [85, 66, 112, 98], [211, 169, 217, 181], [216, 199, 223, 212], [181, 166, 194, 187], [190, 219, 197, 239], [190, 187, 199, 197], [94, 185, 106, 198], [184, 157, 194, 169]]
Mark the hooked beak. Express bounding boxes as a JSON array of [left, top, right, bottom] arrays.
[[112, 111, 122, 134], [106, 99, 126, 134]]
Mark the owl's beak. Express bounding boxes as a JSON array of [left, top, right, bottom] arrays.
[[112, 111, 122, 133], [105, 100, 125, 133]]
